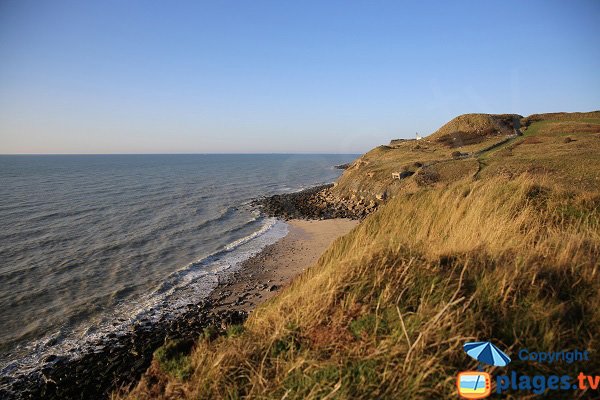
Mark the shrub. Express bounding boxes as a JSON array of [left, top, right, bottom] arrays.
[[415, 168, 440, 186], [201, 325, 219, 341]]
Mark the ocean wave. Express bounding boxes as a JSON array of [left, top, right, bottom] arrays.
[[151, 217, 280, 298], [224, 218, 276, 251], [0, 217, 288, 378]]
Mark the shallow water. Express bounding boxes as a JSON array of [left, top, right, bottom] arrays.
[[0, 154, 356, 367]]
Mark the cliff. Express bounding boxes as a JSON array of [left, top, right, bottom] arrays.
[[328, 111, 600, 207], [117, 111, 600, 399]]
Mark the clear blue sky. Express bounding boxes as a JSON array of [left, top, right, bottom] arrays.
[[1, 0, 598, 154]]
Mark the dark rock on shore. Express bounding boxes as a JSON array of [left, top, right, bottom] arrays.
[[333, 163, 351, 170], [0, 302, 247, 400], [1, 184, 372, 400], [254, 184, 378, 220]]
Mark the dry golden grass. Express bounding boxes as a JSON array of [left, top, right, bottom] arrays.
[[480, 115, 600, 191], [331, 134, 507, 202], [116, 175, 600, 399], [522, 111, 600, 127], [536, 122, 600, 135], [115, 112, 600, 399], [428, 113, 521, 148]]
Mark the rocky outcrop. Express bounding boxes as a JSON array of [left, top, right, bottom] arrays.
[[0, 304, 246, 400], [333, 163, 352, 170], [256, 185, 378, 220]]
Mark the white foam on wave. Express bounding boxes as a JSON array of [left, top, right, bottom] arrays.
[[0, 217, 288, 378], [224, 218, 276, 251], [146, 217, 285, 308]]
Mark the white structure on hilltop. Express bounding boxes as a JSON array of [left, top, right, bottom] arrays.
[[416, 132, 422, 140]]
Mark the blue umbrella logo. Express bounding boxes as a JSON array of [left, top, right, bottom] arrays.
[[463, 341, 511, 368]]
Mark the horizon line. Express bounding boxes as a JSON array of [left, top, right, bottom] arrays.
[[0, 152, 363, 156]]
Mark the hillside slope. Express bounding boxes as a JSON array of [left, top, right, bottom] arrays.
[[427, 113, 522, 147], [329, 111, 600, 204], [117, 112, 600, 399]]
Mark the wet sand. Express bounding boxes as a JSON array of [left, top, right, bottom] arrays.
[[210, 218, 358, 312]]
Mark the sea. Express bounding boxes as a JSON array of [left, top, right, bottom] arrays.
[[0, 153, 356, 373]]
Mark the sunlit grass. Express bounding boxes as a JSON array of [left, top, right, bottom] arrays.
[[116, 176, 600, 399], [114, 112, 600, 400]]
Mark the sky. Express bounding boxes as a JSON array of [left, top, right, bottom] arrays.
[[0, 0, 599, 154]]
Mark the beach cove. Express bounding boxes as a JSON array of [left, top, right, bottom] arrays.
[[0, 180, 361, 399], [0, 216, 358, 399], [210, 219, 359, 314], [0, 154, 359, 399]]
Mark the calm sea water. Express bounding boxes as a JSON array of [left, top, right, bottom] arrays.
[[0, 154, 355, 369]]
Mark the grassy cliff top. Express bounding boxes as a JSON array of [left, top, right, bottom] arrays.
[[427, 113, 522, 146], [330, 111, 600, 203], [116, 112, 600, 399]]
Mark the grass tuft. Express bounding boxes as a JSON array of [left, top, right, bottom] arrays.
[[153, 340, 194, 381]]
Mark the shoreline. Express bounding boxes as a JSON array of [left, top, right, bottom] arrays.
[[209, 218, 359, 314], [0, 213, 358, 399]]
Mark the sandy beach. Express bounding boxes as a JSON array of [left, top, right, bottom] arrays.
[[210, 218, 358, 313], [0, 218, 359, 399]]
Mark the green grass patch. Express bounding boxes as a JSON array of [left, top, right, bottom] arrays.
[[226, 324, 245, 338], [154, 339, 194, 381]]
